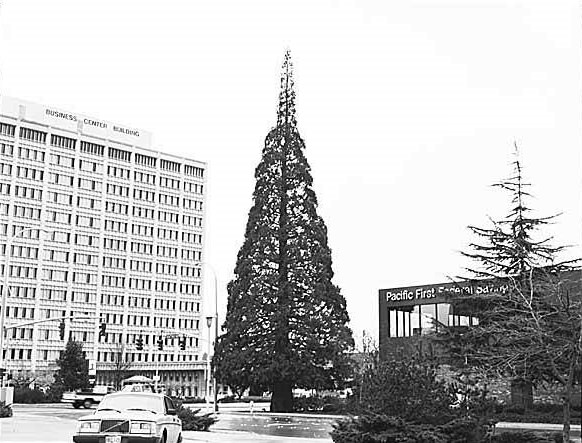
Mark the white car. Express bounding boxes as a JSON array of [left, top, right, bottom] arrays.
[[73, 392, 182, 443]]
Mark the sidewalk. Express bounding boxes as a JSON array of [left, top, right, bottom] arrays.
[[182, 421, 581, 443], [183, 429, 332, 443], [496, 422, 581, 442]]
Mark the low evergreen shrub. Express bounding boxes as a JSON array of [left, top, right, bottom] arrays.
[[331, 414, 448, 443], [0, 401, 12, 418], [492, 403, 581, 425], [44, 384, 64, 403], [173, 401, 217, 431], [13, 387, 47, 404], [436, 417, 488, 443], [177, 396, 205, 404], [490, 430, 561, 443], [293, 395, 347, 413]]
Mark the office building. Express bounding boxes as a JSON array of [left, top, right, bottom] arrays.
[[0, 96, 207, 397]]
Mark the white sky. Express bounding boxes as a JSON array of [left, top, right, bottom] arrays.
[[1, 0, 580, 346]]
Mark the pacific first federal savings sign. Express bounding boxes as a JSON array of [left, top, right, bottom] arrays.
[[379, 280, 510, 309]]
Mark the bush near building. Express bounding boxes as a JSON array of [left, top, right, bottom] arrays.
[[172, 400, 217, 431], [330, 358, 494, 443], [0, 401, 12, 418], [13, 387, 47, 404]]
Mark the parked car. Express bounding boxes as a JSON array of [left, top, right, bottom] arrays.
[[62, 385, 116, 409], [73, 392, 182, 443]]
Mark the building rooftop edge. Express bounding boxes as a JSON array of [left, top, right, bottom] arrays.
[[0, 95, 206, 168]]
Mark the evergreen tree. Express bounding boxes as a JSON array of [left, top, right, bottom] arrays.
[[55, 340, 90, 391], [213, 52, 354, 412], [441, 147, 581, 443]]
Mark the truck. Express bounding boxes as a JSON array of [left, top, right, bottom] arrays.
[[61, 385, 116, 408]]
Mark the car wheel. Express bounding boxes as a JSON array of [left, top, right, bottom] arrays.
[[72, 402, 81, 409], [83, 399, 93, 409]]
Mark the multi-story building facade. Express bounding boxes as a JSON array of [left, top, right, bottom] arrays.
[[0, 96, 208, 397]]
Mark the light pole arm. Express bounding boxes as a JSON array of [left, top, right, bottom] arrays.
[[3, 315, 98, 331]]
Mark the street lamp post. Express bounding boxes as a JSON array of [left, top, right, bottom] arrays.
[[0, 226, 54, 384], [205, 315, 213, 411], [202, 263, 219, 413]]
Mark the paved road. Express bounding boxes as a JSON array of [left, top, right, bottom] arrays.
[[2, 403, 579, 443], [0, 403, 336, 442]]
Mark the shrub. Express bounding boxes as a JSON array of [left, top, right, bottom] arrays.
[[492, 402, 581, 425], [356, 358, 458, 425], [173, 401, 217, 431], [331, 414, 449, 443], [13, 387, 46, 404], [293, 395, 347, 413], [45, 384, 64, 403], [490, 431, 563, 443], [0, 401, 12, 418], [437, 417, 488, 443], [178, 396, 205, 404]]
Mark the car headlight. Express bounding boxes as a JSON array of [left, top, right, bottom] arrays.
[[130, 421, 154, 434], [77, 420, 100, 433]]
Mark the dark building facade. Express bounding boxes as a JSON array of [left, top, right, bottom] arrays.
[[378, 271, 581, 405], [378, 279, 510, 360]]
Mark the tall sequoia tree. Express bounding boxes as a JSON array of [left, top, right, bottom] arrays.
[[440, 147, 581, 443], [213, 52, 354, 412]]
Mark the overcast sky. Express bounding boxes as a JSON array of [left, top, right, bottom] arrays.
[[1, 0, 580, 345]]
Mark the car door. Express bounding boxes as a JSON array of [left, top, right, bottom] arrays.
[[163, 396, 180, 443]]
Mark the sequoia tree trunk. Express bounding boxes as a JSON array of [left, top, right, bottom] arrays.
[[270, 380, 293, 412]]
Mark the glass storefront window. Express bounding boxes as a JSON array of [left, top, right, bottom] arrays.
[[420, 304, 437, 335], [388, 303, 479, 337]]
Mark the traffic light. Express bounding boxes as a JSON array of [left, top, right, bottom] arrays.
[[99, 322, 106, 337], [157, 336, 163, 351], [179, 336, 186, 351], [59, 321, 65, 340], [136, 336, 144, 351]]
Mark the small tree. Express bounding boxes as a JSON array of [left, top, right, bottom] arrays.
[[440, 147, 581, 443], [111, 342, 132, 390], [54, 340, 90, 391]]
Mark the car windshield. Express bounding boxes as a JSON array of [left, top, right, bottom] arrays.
[[97, 395, 164, 414]]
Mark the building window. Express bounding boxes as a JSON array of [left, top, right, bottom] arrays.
[[14, 185, 42, 200], [135, 154, 156, 168], [17, 146, 45, 162], [0, 163, 12, 176], [160, 159, 180, 172], [387, 303, 479, 338], [16, 166, 44, 181], [80, 141, 105, 156], [107, 165, 130, 179], [0, 123, 16, 137], [184, 165, 204, 178], [79, 159, 103, 173], [108, 147, 131, 162], [48, 173, 74, 186], [50, 153, 75, 168], [0, 142, 14, 156], [19, 127, 47, 143], [50, 134, 76, 150]]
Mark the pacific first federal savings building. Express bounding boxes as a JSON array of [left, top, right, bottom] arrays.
[[378, 274, 581, 405], [378, 279, 508, 360]]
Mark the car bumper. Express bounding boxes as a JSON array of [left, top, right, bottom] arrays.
[[73, 435, 162, 443]]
